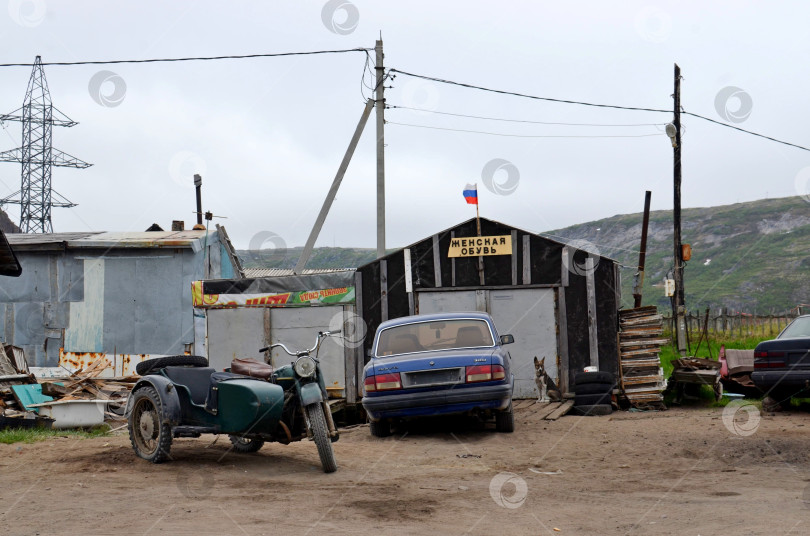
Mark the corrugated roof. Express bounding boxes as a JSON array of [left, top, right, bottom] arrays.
[[243, 267, 355, 278], [6, 230, 212, 250]]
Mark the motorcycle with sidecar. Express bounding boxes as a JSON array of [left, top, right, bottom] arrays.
[[126, 330, 341, 472]]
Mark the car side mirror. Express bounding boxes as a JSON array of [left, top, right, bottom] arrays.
[[500, 334, 515, 345]]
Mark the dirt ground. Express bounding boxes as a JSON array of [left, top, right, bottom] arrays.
[[1, 402, 809, 536]]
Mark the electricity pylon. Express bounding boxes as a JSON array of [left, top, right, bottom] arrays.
[[0, 56, 91, 233]]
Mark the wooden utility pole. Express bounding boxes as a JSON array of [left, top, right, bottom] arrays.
[[673, 63, 687, 355], [633, 190, 652, 308], [375, 39, 386, 258]]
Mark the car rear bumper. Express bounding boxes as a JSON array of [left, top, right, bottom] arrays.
[[362, 381, 512, 421], [752, 370, 810, 392]]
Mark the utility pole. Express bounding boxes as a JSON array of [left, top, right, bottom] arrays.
[[375, 38, 386, 258], [672, 63, 687, 355], [633, 190, 652, 308]]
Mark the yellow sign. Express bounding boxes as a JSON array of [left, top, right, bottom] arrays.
[[448, 235, 512, 258]]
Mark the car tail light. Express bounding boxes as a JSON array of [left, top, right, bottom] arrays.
[[372, 373, 402, 391], [466, 365, 493, 383], [364, 376, 377, 392], [492, 364, 506, 380], [754, 350, 786, 369]]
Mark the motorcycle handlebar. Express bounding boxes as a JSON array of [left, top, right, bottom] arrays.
[[258, 330, 342, 355]]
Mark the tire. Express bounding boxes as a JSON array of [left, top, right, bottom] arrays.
[[574, 371, 615, 385], [496, 402, 515, 433], [763, 395, 792, 412], [369, 419, 391, 438], [228, 435, 265, 453], [575, 392, 612, 406], [305, 403, 337, 473], [574, 382, 615, 395], [128, 386, 172, 463], [572, 404, 613, 416], [136, 355, 208, 376]]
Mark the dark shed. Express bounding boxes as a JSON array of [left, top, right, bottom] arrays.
[[355, 217, 621, 398]]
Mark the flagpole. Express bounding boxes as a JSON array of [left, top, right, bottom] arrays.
[[475, 182, 481, 237]]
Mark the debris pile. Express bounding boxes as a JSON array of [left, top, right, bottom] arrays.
[[617, 306, 667, 409], [0, 343, 49, 427], [668, 357, 722, 402], [39, 355, 136, 417]]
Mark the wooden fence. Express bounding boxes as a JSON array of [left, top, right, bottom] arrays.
[[662, 311, 801, 341]]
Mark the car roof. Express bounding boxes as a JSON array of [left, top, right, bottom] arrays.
[[377, 311, 493, 330]]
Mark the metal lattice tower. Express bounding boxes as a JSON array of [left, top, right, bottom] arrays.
[[0, 56, 91, 233]]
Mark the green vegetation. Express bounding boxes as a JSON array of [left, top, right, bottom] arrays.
[[0, 425, 109, 444], [549, 195, 810, 313]]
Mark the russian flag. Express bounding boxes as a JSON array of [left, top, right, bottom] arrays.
[[463, 183, 478, 205]]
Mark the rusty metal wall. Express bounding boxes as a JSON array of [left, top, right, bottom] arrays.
[[0, 234, 226, 367]]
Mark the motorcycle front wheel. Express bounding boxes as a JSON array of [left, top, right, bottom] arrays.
[[305, 403, 337, 473]]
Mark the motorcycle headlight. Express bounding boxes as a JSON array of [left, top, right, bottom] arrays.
[[294, 357, 317, 378]]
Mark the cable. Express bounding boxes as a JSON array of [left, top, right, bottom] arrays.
[[0, 48, 372, 67], [683, 111, 810, 152], [386, 120, 662, 139], [391, 69, 810, 152], [387, 104, 667, 127], [389, 68, 671, 113]]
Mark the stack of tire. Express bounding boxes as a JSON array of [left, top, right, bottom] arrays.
[[572, 371, 615, 416]]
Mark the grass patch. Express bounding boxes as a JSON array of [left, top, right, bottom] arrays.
[[0, 425, 109, 445]]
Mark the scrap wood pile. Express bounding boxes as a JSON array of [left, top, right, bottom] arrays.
[[0, 343, 42, 424], [39, 355, 137, 418], [618, 306, 668, 409]]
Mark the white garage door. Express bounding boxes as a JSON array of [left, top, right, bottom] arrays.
[[417, 289, 558, 398], [206, 306, 346, 393]]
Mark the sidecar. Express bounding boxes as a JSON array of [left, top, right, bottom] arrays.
[[126, 355, 285, 463]]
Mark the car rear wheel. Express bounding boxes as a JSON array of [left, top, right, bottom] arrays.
[[128, 386, 172, 463], [369, 419, 391, 438], [495, 402, 515, 433]]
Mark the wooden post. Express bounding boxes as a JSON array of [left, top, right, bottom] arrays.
[[633, 190, 652, 308]]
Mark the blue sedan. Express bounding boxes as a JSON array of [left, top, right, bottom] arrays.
[[361, 312, 515, 437], [752, 315, 810, 408]]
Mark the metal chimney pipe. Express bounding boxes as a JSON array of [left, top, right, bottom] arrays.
[[194, 174, 203, 226]]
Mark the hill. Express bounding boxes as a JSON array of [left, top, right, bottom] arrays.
[[239, 196, 810, 313], [547, 196, 810, 313]]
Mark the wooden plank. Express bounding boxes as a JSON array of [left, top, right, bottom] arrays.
[[545, 399, 574, 420], [450, 231, 456, 287], [620, 338, 669, 348], [380, 259, 388, 322], [522, 235, 531, 284], [556, 286, 569, 394], [536, 402, 562, 420], [432, 234, 442, 288], [511, 230, 518, 286], [560, 246, 569, 288], [585, 257, 598, 368]]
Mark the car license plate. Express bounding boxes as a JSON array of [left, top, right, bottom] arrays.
[[404, 368, 462, 387]]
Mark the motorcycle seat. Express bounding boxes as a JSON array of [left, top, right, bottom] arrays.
[[163, 366, 216, 405], [231, 358, 274, 380]]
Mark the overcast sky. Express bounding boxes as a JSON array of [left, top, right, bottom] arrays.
[[0, 1, 808, 250]]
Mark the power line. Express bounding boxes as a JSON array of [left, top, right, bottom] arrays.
[[0, 48, 371, 67], [389, 68, 671, 113], [390, 68, 810, 152], [682, 111, 810, 152], [386, 120, 662, 139], [388, 104, 667, 127]]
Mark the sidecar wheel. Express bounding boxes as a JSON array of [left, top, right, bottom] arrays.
[[305, 403, 337, 473], [128, 386, 172, 463], [228, 435, 265, 453]]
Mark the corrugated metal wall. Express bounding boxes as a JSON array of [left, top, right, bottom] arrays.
[[0, 237, 226, 366]]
